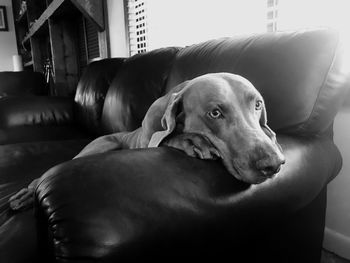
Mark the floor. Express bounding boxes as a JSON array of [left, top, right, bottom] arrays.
[[322, 249, 350, 263]]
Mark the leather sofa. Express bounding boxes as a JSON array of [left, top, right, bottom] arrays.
[[0, 71, 46, 98], [0, 28, 349, 262]]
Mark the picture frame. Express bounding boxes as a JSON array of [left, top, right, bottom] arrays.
[[0, 6, 8, 32]]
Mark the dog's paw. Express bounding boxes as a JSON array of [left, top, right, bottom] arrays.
[[8, 178, 38, 211], [162, 133, 220, 160], [9, 188, 34, 210]]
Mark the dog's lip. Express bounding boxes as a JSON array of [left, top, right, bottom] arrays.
[[227, 158, 271, 184], [250, 176, 269, 184], [211, 149, 222, 160], [232, 165, 242, 179], [226, 158, 243, 180]]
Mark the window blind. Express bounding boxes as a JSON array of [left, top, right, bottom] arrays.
[[126, 0, 148, 56]]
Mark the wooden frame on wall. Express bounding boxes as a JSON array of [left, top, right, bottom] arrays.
[[0, 5, 8, 31]]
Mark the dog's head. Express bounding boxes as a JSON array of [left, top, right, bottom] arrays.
[[145, 73, 285, 184]]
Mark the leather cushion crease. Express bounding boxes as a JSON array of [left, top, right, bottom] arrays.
[[101, 47, 181, 133], [74, 58, 125, 136]]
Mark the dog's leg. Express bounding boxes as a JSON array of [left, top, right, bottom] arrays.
[[162, 133, 221, 160], [75, 128, 144, 159], [9, 134, 124, 211], [9, 178, 39, 210], [9, 130, 141, 211], [74, 133, 125, 159]]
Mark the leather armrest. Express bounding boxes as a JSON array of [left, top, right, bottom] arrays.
[[34, 135, 341, 261], [0, 96, 74, 128]]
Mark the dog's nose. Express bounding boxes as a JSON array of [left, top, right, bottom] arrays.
[[255, 156, 285, 178], [259, 164, 281, 177]]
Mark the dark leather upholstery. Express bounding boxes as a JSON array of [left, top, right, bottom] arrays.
[[74, 58, 125, 135], [31, 29, 349, 263], [0, 140, 90, 263], [102, 47, 181, 133], [0, 71, 46, 97], [0, 60, 125, 261], [0, 59, 125, 145], [0, 29, 348, 263], [0, 91, 87, 145], [0, 97, 74, 128], [36, 135, 340, 262]]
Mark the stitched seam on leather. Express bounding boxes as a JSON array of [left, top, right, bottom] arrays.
[[297, 31, 339, 134]]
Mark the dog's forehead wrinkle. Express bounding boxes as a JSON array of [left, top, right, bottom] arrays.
[[183, 73, 261, 117]]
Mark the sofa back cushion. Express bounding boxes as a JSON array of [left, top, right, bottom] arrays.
[[166, 28, 350, 136], [74, 58, 125, 135], [0, 71, 46, 97], [101, 47, 180, 133]]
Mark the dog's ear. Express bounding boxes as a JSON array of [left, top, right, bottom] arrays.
[[140, 81, 189, 147], [259, 102, 277, 142]]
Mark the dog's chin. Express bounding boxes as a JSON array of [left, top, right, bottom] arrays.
[[242, 174, 269, 185], [219, 151, 271, 185], [224, 162, 269, 185]]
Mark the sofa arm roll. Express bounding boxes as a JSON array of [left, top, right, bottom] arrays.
[[0, 96, 74, 128], [34, 135, 341, 261]]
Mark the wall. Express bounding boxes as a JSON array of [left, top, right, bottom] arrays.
[[0, 0, 18, 71], [323, 106, 350, 259], [106, 0, 128, 57]]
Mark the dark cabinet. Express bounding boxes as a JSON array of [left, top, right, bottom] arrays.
[[12, 0, 109, 96]]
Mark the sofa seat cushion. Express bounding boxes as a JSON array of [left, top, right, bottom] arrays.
[[0, 139, 90, 262], [0, 96, 92, 145], [0, 139, 89, 225]]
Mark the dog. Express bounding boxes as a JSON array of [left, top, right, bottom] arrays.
[[9, 72, 285, 210]]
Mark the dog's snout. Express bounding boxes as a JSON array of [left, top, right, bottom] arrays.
[[255, 155, 285, 178], [258, 164, 281, 177]]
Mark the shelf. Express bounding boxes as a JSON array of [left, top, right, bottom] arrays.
[[24, 60, 34, 67], [21, 0, 105, 44], [22, 0, 65, 43], [12, 0, 107, 95]]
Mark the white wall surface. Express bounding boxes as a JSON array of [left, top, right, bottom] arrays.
[[323, 107, 350, 259], [0, 0, 18, 71], [107, 0, 128, 57]]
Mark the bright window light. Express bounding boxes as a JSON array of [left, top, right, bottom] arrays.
[[146, 0, 267, 49], [277, 0, 350, 74], [143, 0, 350, 73]]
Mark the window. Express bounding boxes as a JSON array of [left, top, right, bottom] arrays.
[[267, 0, 274, 8], [77, 16, 102, 73], [267, 11, 274, 19], [267, 23, 274, 32], [123, 0, 350, 57], [266, 0, 279, 32], [126, 0, 149, 56]]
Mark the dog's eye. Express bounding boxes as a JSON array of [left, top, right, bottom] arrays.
[[255, 100, 263, 111], [208, 109, 222, 119]]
